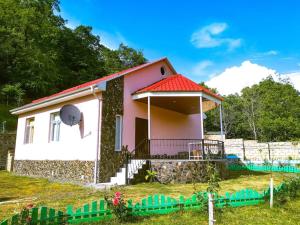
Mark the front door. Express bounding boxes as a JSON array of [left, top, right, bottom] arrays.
[[135, 117, 149, 157]]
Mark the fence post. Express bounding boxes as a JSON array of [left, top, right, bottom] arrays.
[[208, 193, 215, 225], [202, 139, 205, 159], [268, 143, 271, 161], [125, 153, 129, 185], [270, 177, 274, 208], [242, 139, 246, 161]]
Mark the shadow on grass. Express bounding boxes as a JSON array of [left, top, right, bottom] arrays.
[[0, 197, 16, 202], [226, 170, 269, 180]]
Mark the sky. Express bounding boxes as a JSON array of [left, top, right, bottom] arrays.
[[59, 0, 300, 94]]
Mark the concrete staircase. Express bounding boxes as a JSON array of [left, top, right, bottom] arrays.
[[109, 159, 147, 185]]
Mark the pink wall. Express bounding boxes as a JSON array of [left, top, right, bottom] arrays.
[[123, 61, 202, 154]]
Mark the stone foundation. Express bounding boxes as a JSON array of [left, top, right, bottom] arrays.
[[13, 160, 94, 184], [150, 160, 228, 184]]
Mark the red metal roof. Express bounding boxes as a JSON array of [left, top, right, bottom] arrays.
[[134, 74, 223, 101], [32, 57, 174, 104]]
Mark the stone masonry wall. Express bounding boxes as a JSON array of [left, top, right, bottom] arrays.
[[14, 160, 94, 184], [224, 139, 300, 161], [151, 160, 228, 184], [0, 133, 16, 170], [99, 77, 124, 182]]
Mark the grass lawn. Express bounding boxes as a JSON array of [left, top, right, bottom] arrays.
[[0, 170, 298, 224]]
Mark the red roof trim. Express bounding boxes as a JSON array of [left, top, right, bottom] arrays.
[[32, 57, 174, 104], [134, 74, 223, 101]]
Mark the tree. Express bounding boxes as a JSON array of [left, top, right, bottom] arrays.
[[1, 83, 25, 106], [0, 0, 147, 131], [203, 77, 300, 141]]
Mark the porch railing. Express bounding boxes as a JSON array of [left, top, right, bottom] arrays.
[[130, 139, 225, 160]]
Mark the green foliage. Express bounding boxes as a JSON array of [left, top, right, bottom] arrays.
[[0, 0, 146, 131], [105, 192, 131, 222], [206, 162, 221, 193], [1, 83, 25, 106], [204, 77, 300, 141], [274, 176, 300, 205], [145, 170, 157, 183]]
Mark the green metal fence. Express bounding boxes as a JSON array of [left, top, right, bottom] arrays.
[[228, 164, 300, 173], [0, 207, 65, 225], [1, 183, 286, 225]]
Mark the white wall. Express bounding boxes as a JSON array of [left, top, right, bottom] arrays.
[[15, 94, 100, 161]]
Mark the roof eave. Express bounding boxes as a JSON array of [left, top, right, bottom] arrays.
[[132, 91, 222, 103], [10, 85, 99, 115]]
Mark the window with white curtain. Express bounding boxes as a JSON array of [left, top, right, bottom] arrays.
[[115, 115, 122, 151], [50, 112, 61, 142], [24, 117, 35, 144]]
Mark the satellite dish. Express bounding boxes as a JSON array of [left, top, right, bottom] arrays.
[[59, 104, 81, 126]]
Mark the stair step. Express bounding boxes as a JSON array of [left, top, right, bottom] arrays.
[[108, 160, 147, 185]]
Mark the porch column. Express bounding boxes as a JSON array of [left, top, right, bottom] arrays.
[[147, 96, 151, 140], [219, 102, 224, 141], [199, 96, 204, 139]]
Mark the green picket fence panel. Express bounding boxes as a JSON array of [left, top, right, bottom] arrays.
[[66, 199, 112, 224], [0, 207, 65, 225], [0, 181, 292, 225], [228, 164, 300, 173]]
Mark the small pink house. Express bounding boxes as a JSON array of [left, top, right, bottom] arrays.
[[11, 58, 225, 185]]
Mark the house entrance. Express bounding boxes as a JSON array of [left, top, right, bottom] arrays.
[[135, 117, 149, 157]]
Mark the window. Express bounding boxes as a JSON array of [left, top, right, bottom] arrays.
[[24, 118, 34, 144], [50, 112, 61, 142], [160, 66, 165, 76], [115, 115, 122, 151]]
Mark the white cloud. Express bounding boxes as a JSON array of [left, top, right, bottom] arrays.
[[206, 61, 300, 95], [264, 50, 278, 56], [191, 60, 214, 77], [61, 12, 126, 50], [206, 61, 276, 95], [190, 23, 242, 50], [94, 30, 127, 50], [282, 72, 300, 91]]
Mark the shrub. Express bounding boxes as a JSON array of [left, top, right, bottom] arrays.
[[145, 170, 157, 183], [274, 176, 300, 205], [105, 192, 131, 222]]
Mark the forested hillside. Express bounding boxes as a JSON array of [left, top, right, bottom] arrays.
[[1, 0, 299, 142], [204, 77, 300, 142], [0, 0, 146, 131]]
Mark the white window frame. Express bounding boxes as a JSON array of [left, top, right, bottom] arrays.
[[49, 112, 61, 142], [115, 115, 123, 151], [24, 117, 35, 144]]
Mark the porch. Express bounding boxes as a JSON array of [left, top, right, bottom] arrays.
[[129, 75, 225, 160], [132, 138, 225, 160]]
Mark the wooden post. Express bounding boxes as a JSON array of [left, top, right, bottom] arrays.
[[200, 96, 204, 139], [219, 103, 224, 141], [270, 177, 274, 208], [268, 143, 271, 161], [242, 139, 246, 161], [148, 96, 151, 140], [208, 193, 215, 225]]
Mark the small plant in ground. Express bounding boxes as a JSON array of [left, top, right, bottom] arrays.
[[19, 204, 33, 224], [273, 176, 300, 205], [263, 159, 272, 166], [104, 192, 131, 222], [145, 170, 157, 183], [206, 162, 221, 194]]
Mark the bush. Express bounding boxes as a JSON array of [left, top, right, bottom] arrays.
[[105, 192, 131, 222], [274, 176, 300, 205]]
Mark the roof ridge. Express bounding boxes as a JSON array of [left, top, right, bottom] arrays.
[[31, 57, 172, 104]]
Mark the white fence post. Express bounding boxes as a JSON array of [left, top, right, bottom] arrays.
[[270, 177, 274, 208], [208, 193, 215, 225]]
